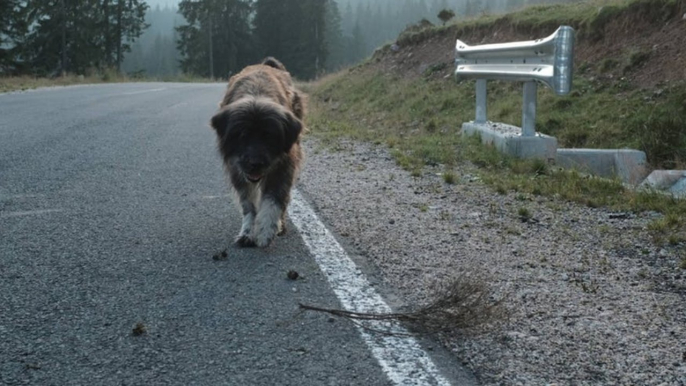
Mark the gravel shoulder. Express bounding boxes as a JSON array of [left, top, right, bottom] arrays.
[[297, 139, 686, 385]]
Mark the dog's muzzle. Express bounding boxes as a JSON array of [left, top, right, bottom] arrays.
[[246, 173, 263, 183]]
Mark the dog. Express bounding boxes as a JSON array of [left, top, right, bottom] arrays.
[[210, 57, 306, 248]]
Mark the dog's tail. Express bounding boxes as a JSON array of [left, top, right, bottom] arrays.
[[261, 57, 287, 71]]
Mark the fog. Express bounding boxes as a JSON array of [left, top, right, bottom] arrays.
[[122, 0, 578, 78]]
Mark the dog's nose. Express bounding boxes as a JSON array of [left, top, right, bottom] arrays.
[[245, 157, 267, 170]]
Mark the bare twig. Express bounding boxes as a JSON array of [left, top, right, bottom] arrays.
[[300, 277, 507, 335]]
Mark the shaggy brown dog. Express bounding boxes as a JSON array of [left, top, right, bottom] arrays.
[[210, 57, 305, 248]]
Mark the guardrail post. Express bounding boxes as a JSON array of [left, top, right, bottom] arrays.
[[475, 79, 487, 124], [456, 26, 573, 160], [522, 81, 537, 137]]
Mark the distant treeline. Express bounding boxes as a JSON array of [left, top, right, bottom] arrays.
[[0, 0, 148, 76], [1, 0, 579, 79], [122, 5, 183, 77]]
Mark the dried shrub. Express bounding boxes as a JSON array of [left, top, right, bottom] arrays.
[[300, 276, 506, 335]]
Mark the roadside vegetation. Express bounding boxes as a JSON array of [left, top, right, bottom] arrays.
[[306, 0, 686, 246], [0, 71, 212, 94]]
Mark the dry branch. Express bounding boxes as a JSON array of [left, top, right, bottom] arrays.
[[300, 277, 506, 335]]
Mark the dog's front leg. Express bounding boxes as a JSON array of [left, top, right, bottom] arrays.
[[235, 199, 257, 247], [253, 195, 285, 248], [229, 167, 259, 248]]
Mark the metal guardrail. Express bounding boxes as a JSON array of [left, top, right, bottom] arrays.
[[455, 26, 575, 136]]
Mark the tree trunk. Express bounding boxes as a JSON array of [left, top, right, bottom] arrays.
[[208, 12, 214, 79], [116, 0, 122, 72], [61, 0, 67, 75], [104, 0, 111, 67]]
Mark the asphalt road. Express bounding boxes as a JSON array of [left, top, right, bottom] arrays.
[[0, 83, 476, 385]]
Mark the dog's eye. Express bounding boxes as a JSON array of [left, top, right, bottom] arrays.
[[227, 128, 244, 140]]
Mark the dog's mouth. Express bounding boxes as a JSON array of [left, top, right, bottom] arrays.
[[246, 173, 263, 183]]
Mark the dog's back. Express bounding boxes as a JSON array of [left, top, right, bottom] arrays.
[[220, 58, 304, 120]]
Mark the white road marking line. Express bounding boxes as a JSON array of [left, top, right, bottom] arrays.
[[120, 88, 167, 96], [1, 209, 64, 218], [289, 189, 452, 386], [0, 193, 45, 201], [202, 194, 232, 200]]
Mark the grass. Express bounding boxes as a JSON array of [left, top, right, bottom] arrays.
[[0, 70, 213, 93], [307, 67, 686, 245], [443, 171, 457, 184], [517, 207, 532, 222]]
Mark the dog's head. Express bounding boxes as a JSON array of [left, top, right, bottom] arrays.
[[210, 97, 302, 183]]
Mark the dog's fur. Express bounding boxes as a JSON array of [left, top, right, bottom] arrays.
[[210, 57, 305, 248]]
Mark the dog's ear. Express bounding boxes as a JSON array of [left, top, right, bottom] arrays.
[[282, 112, 302, 153], [210, 109, 231, 136]]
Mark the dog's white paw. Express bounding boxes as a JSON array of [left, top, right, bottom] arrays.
[[254, 233, 275, 248], [254, 221, 277, 247]]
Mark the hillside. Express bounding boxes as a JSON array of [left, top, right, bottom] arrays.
[[312, 0, 686, 169], [373, 0, 686, 89]]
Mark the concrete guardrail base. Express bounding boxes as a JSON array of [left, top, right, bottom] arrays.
[[556, 149, 648, 186], [461, 121, 557, 162], [639, 170, 686, 198], [461, 121, 684, 192]]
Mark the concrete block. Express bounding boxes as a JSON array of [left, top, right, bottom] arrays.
[[461, 121, 557, 162], [556, 149, 648, 185], [639, 170, 686, 198], [671, 177, 686, 198]]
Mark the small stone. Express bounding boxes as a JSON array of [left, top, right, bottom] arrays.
[[213, 250, 228, 261], [287, 270, 299, 280], [132, 323, 146, 336]]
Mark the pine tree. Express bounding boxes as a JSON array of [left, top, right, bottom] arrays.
[[19, 0, 148, 76], [350, 19, 366, 62], [252, 0, 286, 60], [252, 0, 327, 79], [0, 1, 29, 74], [177, 0, 255, 78], [324, 0, 345, 71], [341, 1, 354, 36], [437, 8, 455, 25], [297, 0, 328, 78]]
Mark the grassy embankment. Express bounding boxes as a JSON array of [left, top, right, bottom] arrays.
[[306, 0, 686, 250]]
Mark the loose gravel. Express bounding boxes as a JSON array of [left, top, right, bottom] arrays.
[[297, 139, 686, 385]]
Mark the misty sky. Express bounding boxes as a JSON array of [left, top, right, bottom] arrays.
[[146, 0, 179, 9]]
